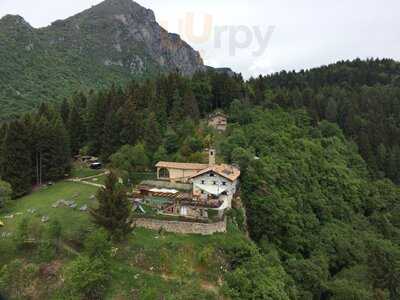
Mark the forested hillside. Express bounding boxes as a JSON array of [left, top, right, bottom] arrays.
[[0, 0, 206, 119], [220, 104, 400, 298], [0, 71, 244, 197], [248, 58, 400, 184], [1, 67, 400, 298]]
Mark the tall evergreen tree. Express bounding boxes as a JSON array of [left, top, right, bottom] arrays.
[[325, 98, 338, 123], [387, 146, 400, 184], [87, 92, 108, 155], [90, 172, 131, 241], [60, 98, 70, 125], [68, 104, 85, 155], [144, 112, 162, 154], [118, 98, 140, 146], [0, 179, 12, 209], [2, 120, 32, 198], [377, 143, 388, 176], [169, 91, 184, 127], [34, 113, 71, 183], [101, 112, 121, 161], [183, 87, 200, 121], [0, 123, 7, 177]]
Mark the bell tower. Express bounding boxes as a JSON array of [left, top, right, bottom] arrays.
[[208, 148, 216, 165]]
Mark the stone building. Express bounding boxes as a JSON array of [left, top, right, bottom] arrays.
[[149, 149, 240, 220], [208, 112, 228, 132]]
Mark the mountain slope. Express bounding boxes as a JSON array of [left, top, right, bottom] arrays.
[[0, 0, 206, 119]]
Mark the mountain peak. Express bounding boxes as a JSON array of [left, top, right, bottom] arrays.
[[0, 14, 32, 28], [84, 0, 156, 23]]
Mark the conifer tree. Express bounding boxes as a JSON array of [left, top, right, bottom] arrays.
[[183, 87, 200, 121], [144, 112, 162, 154], [48, 117, 71, 179], [377, 144, 388, 176], [101, 112, 121, 161], [87, 92, 107, 154], [90, 172, 131, 241], [2, 120, 32, 198], [325, 98, 338, 123], [60, 98, 70, 125], [169, 91, 184, 127], [387, 146, 400, 184], [0, 123, 7, 177], [0, 179, 11, 209], [32, 108, 71, 182], [68, 104, 85, 154], [164, 128, 179, 154]]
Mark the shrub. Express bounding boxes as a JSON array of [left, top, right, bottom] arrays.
[[14, 217, 29, 251], [0, 259, 39, 299], [84, 229, 112, 260], [0, 180, 12, 209], [198, 245, 215, 267], [36, 240, 56, 263], [63, 256, 109, 299], [48, 219, 62, 241]]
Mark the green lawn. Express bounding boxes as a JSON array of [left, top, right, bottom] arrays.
[[0, 181, 98, 239], [104, 227, 239, 299], [82, 173, 107, 185], [0, 179, 245, 299], [71, 165, 105, 178]]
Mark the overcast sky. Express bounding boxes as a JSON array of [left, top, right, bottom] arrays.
[[1, 0, 399, 78]]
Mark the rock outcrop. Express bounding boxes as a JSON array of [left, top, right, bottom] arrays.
[[0, 0, 207, 118], [41, 0, 206, 75]]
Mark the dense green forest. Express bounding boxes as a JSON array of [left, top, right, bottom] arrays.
[[0, 70, 244, 197], [0, 0, 206, 120], [1, 60, 400, 299], [248, 58, 400, 184], [221, 104, 400, 299]]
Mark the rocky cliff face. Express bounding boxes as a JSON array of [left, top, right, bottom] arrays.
[[0, 0, 207, 118], [40, 0, 206, 75]]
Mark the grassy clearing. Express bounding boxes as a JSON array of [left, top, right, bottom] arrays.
[[0, 181, 98, 239], [0, 178, 246, 299], [105, 226, 241, 299], [70, 165, 105, 178], [82, 173, 107, 185]]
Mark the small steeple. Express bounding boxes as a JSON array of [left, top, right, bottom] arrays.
[[208, 148, 216, 166]]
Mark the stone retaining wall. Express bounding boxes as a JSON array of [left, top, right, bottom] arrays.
[[133, 218, 226, 235]]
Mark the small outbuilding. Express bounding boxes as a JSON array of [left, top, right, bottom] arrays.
[[208, 112, 228, 132]]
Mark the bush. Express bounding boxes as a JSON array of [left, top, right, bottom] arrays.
[[36, 240, 57, 263], [0, 180, 12, 209], [223, 252, 291, 300], [48, 219, 62, 241], [227, 208, 246, 231], [63, 256, 109, 299], [14, 217, 29, 251], [198, 245, 215, 267], [0, 259, 39, 299], [84, 229, 112, 260]]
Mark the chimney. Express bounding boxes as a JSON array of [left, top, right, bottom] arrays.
[[208, 148, 216, 165]]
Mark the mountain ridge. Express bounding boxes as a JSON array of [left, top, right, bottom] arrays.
[[0, 0, 208, 119]]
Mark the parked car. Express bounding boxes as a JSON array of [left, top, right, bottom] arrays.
[[90, 162, 102, 170]]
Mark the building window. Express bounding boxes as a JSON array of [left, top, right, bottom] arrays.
[[213, 181, 217, 185], [201, 180, 205, 184], [209, 173, 215, 177], [222, 181, 226, 186]]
